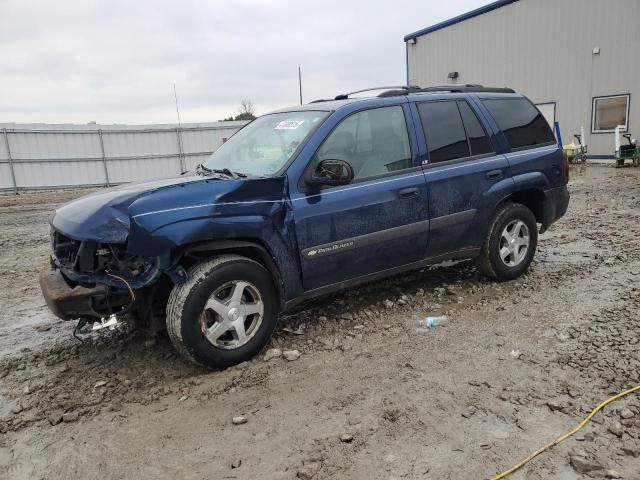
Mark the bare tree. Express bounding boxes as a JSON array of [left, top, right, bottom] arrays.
[[238, 99, 256, 116], [221, 100, 257, 121], [235, 99, 256, 120]]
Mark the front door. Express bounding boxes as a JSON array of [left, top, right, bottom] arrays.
[[291, 104, 430, 291]]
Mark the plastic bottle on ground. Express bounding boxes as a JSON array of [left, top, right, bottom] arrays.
[[419, 315, 448, 328]]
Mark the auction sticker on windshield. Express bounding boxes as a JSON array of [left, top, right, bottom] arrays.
[[275, 120, 304, 130]]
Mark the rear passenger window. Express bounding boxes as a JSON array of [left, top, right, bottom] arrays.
[[418, 100, 493, 163], [482, 98, 555, 150], [457, 101, 492, 156], [418, 101, 469, 163]]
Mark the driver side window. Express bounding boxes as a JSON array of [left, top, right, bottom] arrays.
[[316, 106, 412, 181]]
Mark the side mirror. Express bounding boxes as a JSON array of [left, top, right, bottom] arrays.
[[308, 159, 354, 187]]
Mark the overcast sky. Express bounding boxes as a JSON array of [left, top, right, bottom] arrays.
[[0, 0, 487, 125]]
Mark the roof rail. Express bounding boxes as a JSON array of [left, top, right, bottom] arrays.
[[333, 85, 420, 100], [378, 84, 515, 97], [309, 84, 515, 103]]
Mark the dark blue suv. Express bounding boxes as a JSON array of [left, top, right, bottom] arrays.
[[39, 85, 569, 369]]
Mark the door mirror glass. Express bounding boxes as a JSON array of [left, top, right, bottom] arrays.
[[308, 159, 354, 186]]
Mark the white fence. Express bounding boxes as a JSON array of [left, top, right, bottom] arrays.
[[0, 121, 247, 193]]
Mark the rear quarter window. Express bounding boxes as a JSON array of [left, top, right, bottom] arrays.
[[482, 98, 555, 150]]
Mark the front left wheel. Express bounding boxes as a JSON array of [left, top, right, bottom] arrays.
[[166, 255, 278, 369]]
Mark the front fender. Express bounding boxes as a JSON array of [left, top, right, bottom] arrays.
[[127, 176, 288, 253], [128, 205, 302, 302]]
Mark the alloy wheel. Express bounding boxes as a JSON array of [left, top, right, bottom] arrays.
[[199, 280, 264, 349], [499, 219, 530, 267]]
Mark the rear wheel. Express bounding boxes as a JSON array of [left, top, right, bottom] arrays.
[[166, 255, 278, 369], [475, 203, 538, 281]]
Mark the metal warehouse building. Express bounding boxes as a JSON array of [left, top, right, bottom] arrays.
[[404, 0, 640, 158]]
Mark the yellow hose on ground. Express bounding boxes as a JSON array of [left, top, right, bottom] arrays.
[[491, 385, 640, 479]]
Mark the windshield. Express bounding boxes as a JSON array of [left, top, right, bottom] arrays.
[[204, 111, 328, 176]]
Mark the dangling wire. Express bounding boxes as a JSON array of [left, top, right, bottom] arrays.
[[105, 271, 136, 314]]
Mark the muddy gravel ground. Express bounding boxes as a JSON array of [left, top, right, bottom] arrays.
[[1, 166, 640, 480]]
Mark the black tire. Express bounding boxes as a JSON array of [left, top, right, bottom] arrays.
[[475, 202, 538, 281], [166, 255, 278, 369]]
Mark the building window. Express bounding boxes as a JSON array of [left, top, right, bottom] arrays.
[[592, 94, 630, 133]]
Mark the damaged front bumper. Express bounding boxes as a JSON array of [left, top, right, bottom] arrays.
[[38, 263, 128, 321]]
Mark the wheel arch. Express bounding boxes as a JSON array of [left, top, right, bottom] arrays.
[[176, 239, 285, 307], [498, 188, 545, 226]]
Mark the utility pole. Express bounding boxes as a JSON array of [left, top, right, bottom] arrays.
[[173, 83, 185, 172], [298, 66, 303, 105]]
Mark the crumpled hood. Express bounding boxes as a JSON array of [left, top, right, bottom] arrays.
[[50, 174, 205, 243]]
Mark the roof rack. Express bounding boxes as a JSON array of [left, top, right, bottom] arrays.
[[309, 84, 515, 103], [333, 86, 420, 101], [378, 84, 515, 97], [309, 86, 417, 103]]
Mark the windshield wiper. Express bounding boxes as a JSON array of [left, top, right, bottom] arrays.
[[213, 168, 247, 178], [196, 164, 246, 178], [195, 163, 213, 175]]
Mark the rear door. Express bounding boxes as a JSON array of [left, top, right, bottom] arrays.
[[291, 104, 430, 291], [412, 98, 513, 256], [481, 97, 562, 189]]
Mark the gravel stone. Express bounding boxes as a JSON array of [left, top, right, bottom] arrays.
[[62, 411, 79, 423], [462, 406, 477, 418], [604, 470, 623, 479], [546, 401, 565, 412], [339, 433, 353, 443], [569, 456, 604, 474], [47, 412, 63, 426], [608, 421, 624, 437], [263, 348, 282, 362], [283, 350, 300, 361], [232, 415, 247, 425], [619, 408, 634, 419], [297, 461, 321, 479]]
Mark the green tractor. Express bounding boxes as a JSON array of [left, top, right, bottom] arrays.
[[615, 126, 639, 168]]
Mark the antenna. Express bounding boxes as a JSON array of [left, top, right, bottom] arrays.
[[173, 83, 185, 171], [298, 66, 303, 105]]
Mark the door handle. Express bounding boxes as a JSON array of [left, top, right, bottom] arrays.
[[486, 169, 503, 180], [398, 187, 420, 199]]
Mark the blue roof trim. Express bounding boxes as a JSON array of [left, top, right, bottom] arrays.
[[404, 0, 520, 41]]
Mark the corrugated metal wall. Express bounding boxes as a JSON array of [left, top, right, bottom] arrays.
[[0, 121, 246, 192], [406, 0, 640, 157]]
